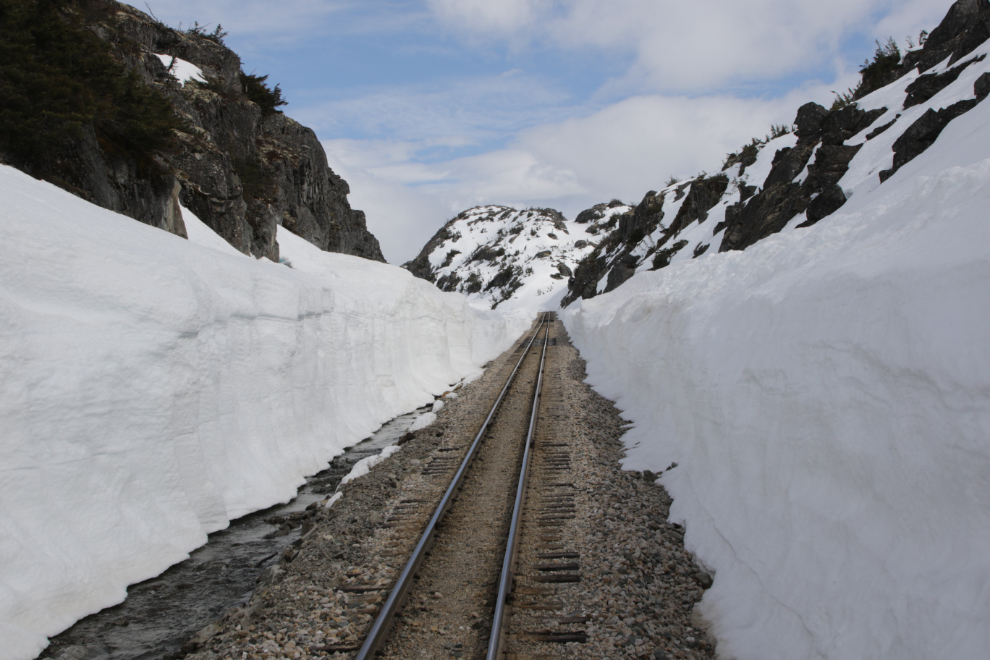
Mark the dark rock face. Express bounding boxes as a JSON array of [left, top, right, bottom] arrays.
[[575, 199, 627, 224], [718, 99, 894, 252], [1, 40, 187, 240], [719, 180, 807, 253], [925, 0, 990, 51], [976, 71, 990, 98], [403, 222, 461, 282], [879, 98, 980, 182], [904, 54, 985, 108], [865, 119, 897, 141], [32, 123, 188, 239], [3, 0, 383, 262], [820, 106, 887, 145], [561, 176, 727, 306], [802, 185, 847, 226], [903, 0, 990, 74], [718, 103, 872, 252], [794, 103, 830, 140], [668, 177, 729, 232]]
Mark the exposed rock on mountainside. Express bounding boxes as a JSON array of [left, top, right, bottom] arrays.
[[561, 0, 990, 307], [403, 205, 614, 310], [564, 175, 731, 305], [0, 0, 383, 262]]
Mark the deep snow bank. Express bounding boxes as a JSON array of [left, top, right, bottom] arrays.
[[0, 165, 528, 660], [563, 100, 990, 658]]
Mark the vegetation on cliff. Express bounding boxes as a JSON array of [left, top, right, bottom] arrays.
[[0, 0, 182, 167]]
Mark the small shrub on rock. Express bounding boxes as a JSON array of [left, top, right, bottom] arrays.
[[859, 37, 901, 93], [240, 73, 287, 116]]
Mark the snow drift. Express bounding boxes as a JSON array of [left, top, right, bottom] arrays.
[[0, 165, 527, 660], [564, 76, 990, 658]]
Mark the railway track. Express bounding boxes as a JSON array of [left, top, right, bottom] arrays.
[[333, 312, 584, 660], [144, 314, 715, 660]]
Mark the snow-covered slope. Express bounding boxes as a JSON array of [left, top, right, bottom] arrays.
[[403, 204, 630, 312], [563, 32, 990, 660], [562, 137, 795, 305], [564, 12, 990, 308], [0, 166, 528, 660]]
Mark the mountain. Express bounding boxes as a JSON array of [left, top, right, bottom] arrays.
[[562, 0, 990, 306], [402, 204, 630, 310], [0, 0, 383, 262]]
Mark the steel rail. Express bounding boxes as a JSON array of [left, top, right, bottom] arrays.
[[354, 313, 550, 660], [487, 312, 551, 659]]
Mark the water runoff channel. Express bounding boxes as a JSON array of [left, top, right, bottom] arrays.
[[41, 406, 436, 660]]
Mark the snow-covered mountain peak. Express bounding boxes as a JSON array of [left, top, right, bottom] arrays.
[[405, 204, 631, 311]]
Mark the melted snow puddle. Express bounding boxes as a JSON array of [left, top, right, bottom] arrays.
[[41, 406, 432, 660]]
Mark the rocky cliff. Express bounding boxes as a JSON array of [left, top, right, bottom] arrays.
[[0, 0, 383, 262]]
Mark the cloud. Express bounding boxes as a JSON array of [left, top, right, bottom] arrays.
[[426, 0, 543, 33], [293, 70, 577, 146], [426, 0, 957, 91]]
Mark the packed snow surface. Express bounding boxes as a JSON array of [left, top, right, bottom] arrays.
[[155, 53, 206, 85], [0, 166, 528, 660], [563, 93, 990, 658]]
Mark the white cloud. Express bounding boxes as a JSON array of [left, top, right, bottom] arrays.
[[426, 0, 957, 91], [323, 140, 453, 265], [293, 70, 575, 144], [426, 0, 545, 33]]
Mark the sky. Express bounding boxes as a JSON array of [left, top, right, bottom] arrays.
[[130, 0, 953, 263]]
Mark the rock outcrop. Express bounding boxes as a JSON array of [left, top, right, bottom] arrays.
[[561, 175, 727, 306], [0, 0, 383, 262], [717, 103, 885, 252]]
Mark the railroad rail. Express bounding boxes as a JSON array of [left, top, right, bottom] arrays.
[[354, 313, 553, 660], [486, 310, 548, 659]]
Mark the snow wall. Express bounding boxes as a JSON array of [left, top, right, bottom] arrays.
[[0, 165, 530, 660], [563, 94, 990, 657]]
